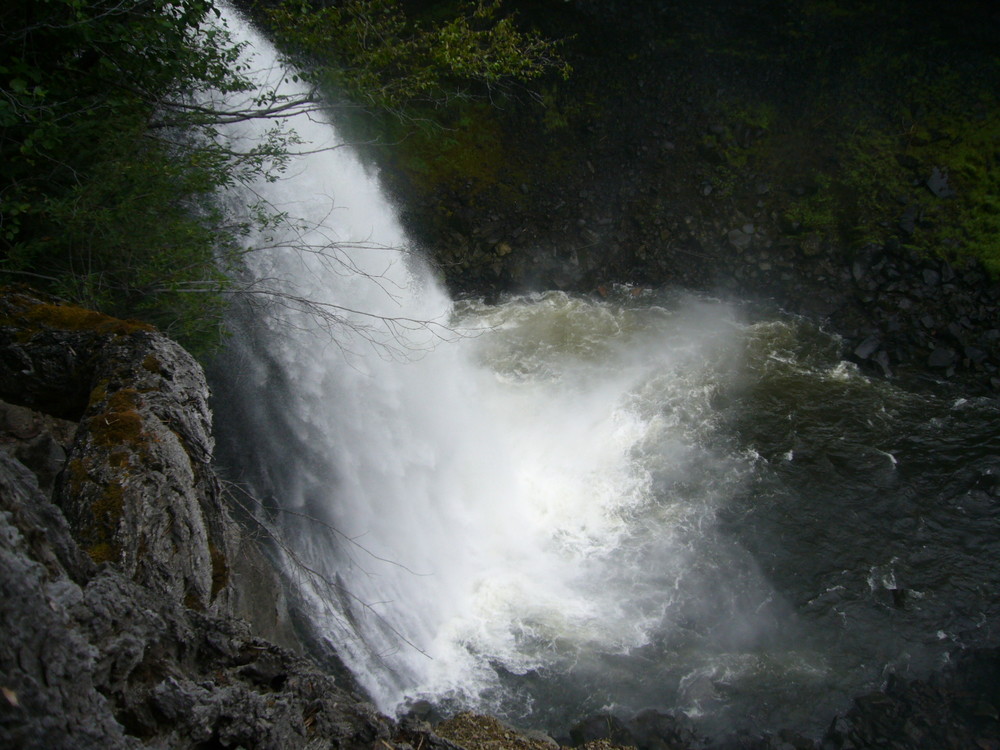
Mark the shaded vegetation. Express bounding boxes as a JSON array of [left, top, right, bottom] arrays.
[[362, 0, 999, 297], [259, 0, 575, 247], [683, 1, 1000, 274], [761, 64, 1000, 274], [0, 0, 266, 353], [266, 0, 569, 112]]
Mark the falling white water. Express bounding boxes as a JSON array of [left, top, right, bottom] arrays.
[[209, 7, 850, 735], [204, 7, 1000, 740]]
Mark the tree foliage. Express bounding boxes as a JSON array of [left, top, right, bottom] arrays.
[[0, 0, 567, 353], [268, 0, 569, 113], [0, 0, 277, 350]]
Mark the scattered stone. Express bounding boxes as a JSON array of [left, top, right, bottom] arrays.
[[928, 346, 957, 368], [435, 713, 559, 750], [854, 336, 881, 360], [873, 350, 893, 377], [570, 713, 635, 747], [799, 234, 823, 256], [926, 166, 957, 199], [728, 228, 753, 249]]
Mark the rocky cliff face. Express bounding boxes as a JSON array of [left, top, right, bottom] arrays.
[[0, 443, 413, 749]]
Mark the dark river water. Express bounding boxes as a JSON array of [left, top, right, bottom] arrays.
[[409, 289, 1000, 738]]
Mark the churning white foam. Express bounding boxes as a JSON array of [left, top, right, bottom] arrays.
[[214, 7, 761, 720]]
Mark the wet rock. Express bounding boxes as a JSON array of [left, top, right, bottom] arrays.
[[821, 656, 1000, 750], [570, 713, 635, 747], [853, 336, 881, 360], [899, 205, 919, 235], [890, 587, 908, 608], [926, 166, 957, 199], [851, 261, 868, 283], [928, 346, 957, 368], [728, 228, 753, 249], [626, 709, 701, 749], [873, 349, 893, 377], [965, 345, 987, 364]]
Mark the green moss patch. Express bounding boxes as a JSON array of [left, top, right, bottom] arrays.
[[84, 482, 126, 564], [24, 302, 154, 336], [89, 388, 148, 448], [87, 542, 116, 565], [391, 102, 514, 197], [209, 543, 229, 599], [141, 354, 162, 374]]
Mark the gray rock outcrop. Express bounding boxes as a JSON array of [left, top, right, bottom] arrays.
[[0, 449, 399, 748], [0, 291, 227, 611]]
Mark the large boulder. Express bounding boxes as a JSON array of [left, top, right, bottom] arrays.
[[0, 449, 403, 749], [0, 290, 228, 611]]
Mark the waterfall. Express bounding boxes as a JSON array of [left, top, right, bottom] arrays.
[[206, 6, 1000, 739], [208, 7, 765, 723]]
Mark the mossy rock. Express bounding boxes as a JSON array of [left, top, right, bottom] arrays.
[[24, 303, 154, 337]]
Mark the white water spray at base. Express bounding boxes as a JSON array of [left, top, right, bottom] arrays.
[[213, 8, 795, 729]]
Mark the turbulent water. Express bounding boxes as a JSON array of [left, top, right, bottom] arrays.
[[209, 9, 1000, 740]]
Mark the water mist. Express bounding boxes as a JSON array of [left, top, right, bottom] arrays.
[[208, 6, 1000, 740]]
